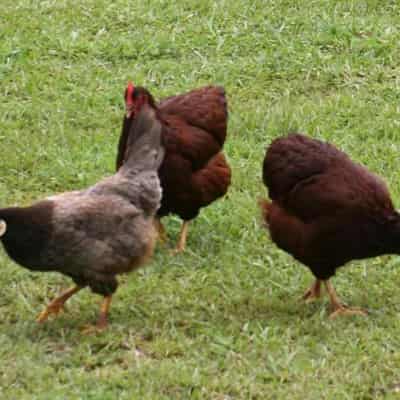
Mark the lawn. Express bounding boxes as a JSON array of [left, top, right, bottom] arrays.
[[1, 0, 400, 398]]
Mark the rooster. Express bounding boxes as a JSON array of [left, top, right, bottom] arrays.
[[116, 83, 231, 253], [261, 133, 400, 317], [0, 107, 164, 331]]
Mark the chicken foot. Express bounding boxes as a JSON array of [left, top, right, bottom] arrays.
[[324, 280, 367, 318], [81, 295, 112, 334], [37, 285, 82, 323], [303, 279, 322, 302]]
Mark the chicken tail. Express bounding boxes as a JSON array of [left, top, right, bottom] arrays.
[[120, 107, 165, 176], [191, 152, 231, 205]]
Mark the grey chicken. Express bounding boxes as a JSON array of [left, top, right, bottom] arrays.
[[0, 107, 164, 330]]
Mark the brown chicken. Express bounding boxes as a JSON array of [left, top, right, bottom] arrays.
[[261, 133, 400, 317], [116, 83, 231, 253], [0, 107, 164, 331]]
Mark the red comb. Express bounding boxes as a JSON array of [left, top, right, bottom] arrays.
[[126, 81, 135, 106]]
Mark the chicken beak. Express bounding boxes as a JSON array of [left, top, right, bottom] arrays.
[[0, 220, 6, 237]]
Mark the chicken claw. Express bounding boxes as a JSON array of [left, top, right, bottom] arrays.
[[80, 324, 107, 335], [37, 286, 82, 323], [37, 304, 65, 322], [324, 280, 367, 318], [329, 305, 368, 319]]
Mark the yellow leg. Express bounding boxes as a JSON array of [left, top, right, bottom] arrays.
[[172, 220, 190, 255], [96, 295, 112, 329], [303, 279, 322, 303], [81, 295, 112, 334], [324, 281, 367, 318], [37, 286, 82, 323], [154, 218, 168, 244]]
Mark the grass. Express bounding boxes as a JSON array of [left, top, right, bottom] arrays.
[[1, 0, 400, 398]]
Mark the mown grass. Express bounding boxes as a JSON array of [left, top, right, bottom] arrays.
[[1, 0, 400, 398]]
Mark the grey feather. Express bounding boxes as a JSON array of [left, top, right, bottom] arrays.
[[120, 106, 165, 178], [0, 106, 165, 297]]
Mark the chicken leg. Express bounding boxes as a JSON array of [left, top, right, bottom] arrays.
[[303, 279, 322, 302], [154, 218, 168, 244], [81, 295, 112, 334], [324, 281, 367, 318], [172, 220, 190, 254], [37, 286, 82, 323], [96, 295, 112, 329]]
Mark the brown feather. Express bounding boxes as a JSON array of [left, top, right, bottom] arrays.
[[261, 133, 400, 281], [117, 85, 231, 223]]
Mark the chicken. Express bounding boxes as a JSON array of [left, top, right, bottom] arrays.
[[116, 83, 231, 253], [260, 133, 400, 317], [0, 107, 164, 330]]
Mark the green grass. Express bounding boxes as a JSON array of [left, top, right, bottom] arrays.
[[1, 0, 400, 398]]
